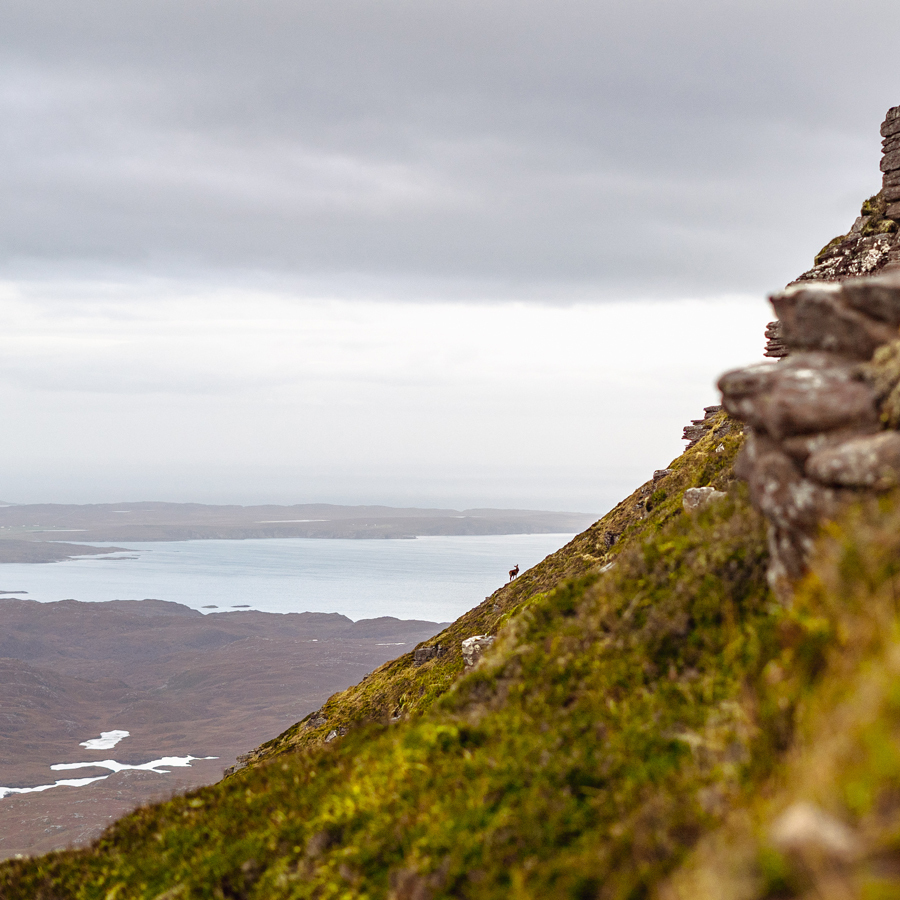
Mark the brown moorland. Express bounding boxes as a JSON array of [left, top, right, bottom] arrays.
[[0, 598, 445, 859]]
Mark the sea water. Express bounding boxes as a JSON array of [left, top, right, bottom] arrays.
[[0, 534, 575, 623]]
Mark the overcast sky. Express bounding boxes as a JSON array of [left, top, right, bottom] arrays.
[[1, 0, 898, 511]]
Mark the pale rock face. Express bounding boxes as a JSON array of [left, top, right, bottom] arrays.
[[781, 424, 881, 463], [842, 271, 900, 325], [770, 802, 860, 861], [461, 635, 495, 668], [719, 354, 878, 441], [744, 449, 837, 533], [806, 430, 900, 489], [681, 487, 726, 514]]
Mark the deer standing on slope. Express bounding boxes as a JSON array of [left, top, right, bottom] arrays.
[[508, 564, 519, 581]]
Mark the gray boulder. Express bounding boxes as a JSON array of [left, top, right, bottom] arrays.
[[461, 635, 495, 669], [682, 487, 726, 513], [806, 430, 900, 489]]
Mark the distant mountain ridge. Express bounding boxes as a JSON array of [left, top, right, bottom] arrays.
[[0, 501, 595, 547]]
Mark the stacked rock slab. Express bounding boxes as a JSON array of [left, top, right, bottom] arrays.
[[682, 405, 723, 448], [719, 272, 900, 599], [764, 320, 789, 359], [883, 107, 900, 220], [761, 107, 900, 359]]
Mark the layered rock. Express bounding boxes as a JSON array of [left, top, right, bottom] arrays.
[[761, 107, 900, 361], [884, 106, 900, 219], [763, 320, 788, 359], [719, 272, 900, 597], [682, 405, 724, 448]]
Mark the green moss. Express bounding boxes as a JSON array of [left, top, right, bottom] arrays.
[[856, 192, 898, 238], [861, 195, 882, 216], [861, 217, 898, 237], [0, 421, 784, 900], [660, 492, 900, 900], [814, 234, 847, 265], [646, 489, 667, 511]]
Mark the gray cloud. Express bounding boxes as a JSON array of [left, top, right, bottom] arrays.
[[3, 0, 899, 299]]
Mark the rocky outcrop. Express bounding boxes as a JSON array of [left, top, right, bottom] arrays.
[[461, 635, 495, 668], [789, 108, 900, 286], [413, 644, 448, 666], [763, 320, 788, 359], [761, 108, 900, 362], [682, 406, 724, 448], [728, 108, 900, 597], [720, 272, 900, 597]]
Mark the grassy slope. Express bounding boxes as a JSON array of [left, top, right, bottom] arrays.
[[662, 495, 900, 899], [0, 416, 794, 899], [242, 411, 741, 767], [15, 409, 900, 899]]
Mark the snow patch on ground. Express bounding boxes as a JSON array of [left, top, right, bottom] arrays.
[[52, 756, 217, 775], [80, 730, 130, 750], [0, 753, 219, 800]]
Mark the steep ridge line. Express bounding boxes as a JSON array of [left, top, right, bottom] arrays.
[[0, 421, 769, 899], [229, 410, 741, 774]]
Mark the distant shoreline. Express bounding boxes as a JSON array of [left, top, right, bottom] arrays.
[[0, 501, 597, 557], [0, 540, 131, 565]]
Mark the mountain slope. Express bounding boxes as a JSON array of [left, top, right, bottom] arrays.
[[0, 419, 787, 899], [3, 376, 900, 900]]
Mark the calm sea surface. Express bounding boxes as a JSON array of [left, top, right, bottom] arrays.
[[0, 534, 575, 622]]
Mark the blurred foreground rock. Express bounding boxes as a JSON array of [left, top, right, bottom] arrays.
[[720, 272, 900, 597]]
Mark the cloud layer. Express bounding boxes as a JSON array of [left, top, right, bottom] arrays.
[[1, 1, 897, 507], [0, 285, 769, 508], [3, 0, 899, 298]]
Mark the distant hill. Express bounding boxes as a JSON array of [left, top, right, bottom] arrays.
[[0, 502, 596, 546]]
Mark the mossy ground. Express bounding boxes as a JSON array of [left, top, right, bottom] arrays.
[[661, 493, 900, 900], [246, 412, 742, 767], [0, 418, 791, 899]]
